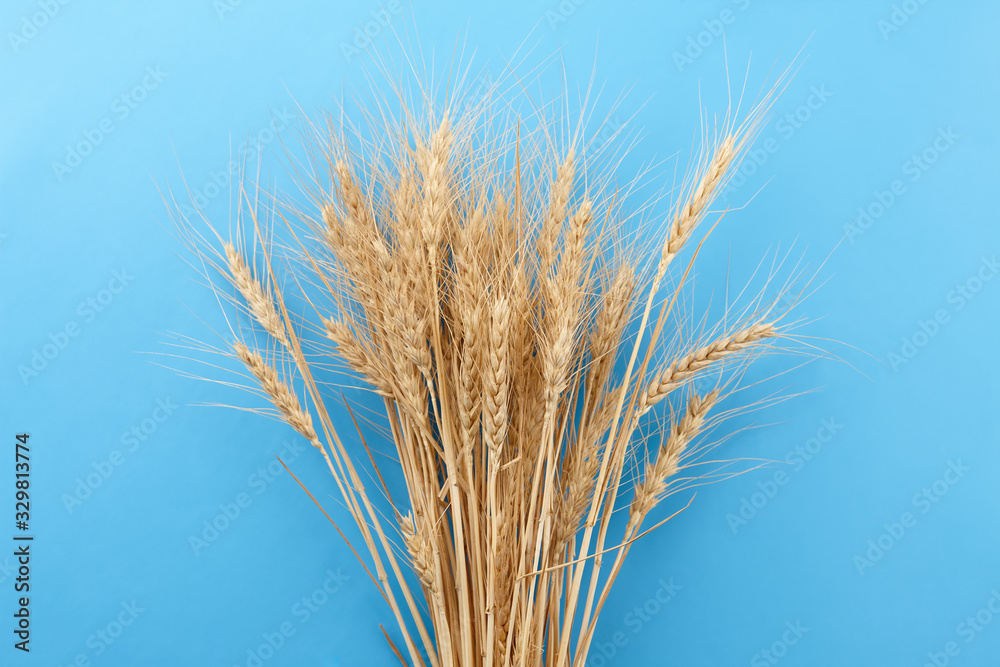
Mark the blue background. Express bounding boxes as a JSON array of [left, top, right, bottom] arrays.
[[2, 1, 999, 666]]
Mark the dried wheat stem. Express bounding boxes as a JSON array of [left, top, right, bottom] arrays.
[[572, 392, 719, 665], [553, 133, 745, 667]]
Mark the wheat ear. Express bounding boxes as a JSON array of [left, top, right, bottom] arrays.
[[637, 322, 777, 415], [630, 390, 720, 520], [224, 243, 289, 347], [232, 341, 318, 446]]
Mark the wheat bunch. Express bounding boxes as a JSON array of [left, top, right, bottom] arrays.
[[173, 57, 794, 667]]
